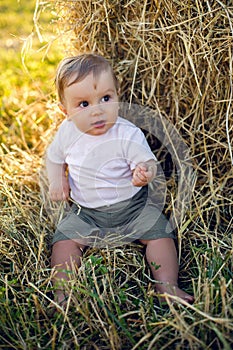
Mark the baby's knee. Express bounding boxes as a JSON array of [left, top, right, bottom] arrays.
[[53, 239, 86, 251], [139, 239, 150, 246]]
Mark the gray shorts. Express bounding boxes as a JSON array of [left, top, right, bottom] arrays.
[[53, 186, 175, 247]]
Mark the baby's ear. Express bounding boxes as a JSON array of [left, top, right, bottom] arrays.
[[58, 103, 69, 118]]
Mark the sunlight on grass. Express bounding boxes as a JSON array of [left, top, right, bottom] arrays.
[[0, 0, 64, 153]]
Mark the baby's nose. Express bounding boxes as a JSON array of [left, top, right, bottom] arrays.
[[91, 104, 103, 116]]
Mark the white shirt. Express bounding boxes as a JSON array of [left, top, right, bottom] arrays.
[[47, 117, 156, 208]]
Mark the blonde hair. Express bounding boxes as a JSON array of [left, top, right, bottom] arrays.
[[55, 53, 118, 104]]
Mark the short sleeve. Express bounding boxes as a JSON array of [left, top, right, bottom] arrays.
[[123, 124, 156, 170], [46, 120, 71, 164]]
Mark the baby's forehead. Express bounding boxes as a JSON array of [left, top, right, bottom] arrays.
[[67, 68, 113, 89]]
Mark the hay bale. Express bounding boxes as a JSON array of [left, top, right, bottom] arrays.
[[53, 0, 232, 239]]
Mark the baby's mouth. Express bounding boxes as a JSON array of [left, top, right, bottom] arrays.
[[92, 120, 106, 128]]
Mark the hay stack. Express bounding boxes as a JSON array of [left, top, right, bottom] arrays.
[[54, 0, 232, 239]]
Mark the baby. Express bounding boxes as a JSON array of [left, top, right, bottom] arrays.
[[46, 53, 194, 305]]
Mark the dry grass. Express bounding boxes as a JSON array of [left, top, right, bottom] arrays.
[[0, 0, 233, 349], [54, 0, 233, 231]]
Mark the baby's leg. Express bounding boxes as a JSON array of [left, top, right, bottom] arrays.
[[51, 239, 85, 304], [140, 238, 194, 303]]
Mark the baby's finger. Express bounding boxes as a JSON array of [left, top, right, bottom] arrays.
[[135, 170, 147, 181], [137, 164, 148, 172], [144, 169, 153, 179], [132, 177, 146, 186]]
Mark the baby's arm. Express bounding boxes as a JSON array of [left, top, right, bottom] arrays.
[[46, 157, 70, 201], [132, 159, 157, 187]]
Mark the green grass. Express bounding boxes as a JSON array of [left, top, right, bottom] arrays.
[[0, 1, 232, 349], [0, 0, 63, 150], [0, 1, 35, 38]]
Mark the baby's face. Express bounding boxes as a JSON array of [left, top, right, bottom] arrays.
[[61, 69, 119, 136]]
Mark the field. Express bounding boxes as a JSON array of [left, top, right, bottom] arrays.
[[0, 1, 232, 349]]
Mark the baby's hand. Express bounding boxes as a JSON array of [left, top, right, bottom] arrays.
[[132, 162, 156, 187], [49, 177, 70, 201]]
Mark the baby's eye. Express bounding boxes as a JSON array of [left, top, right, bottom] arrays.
[[80, 101, 89, 108], [101, 95, 110, 102]]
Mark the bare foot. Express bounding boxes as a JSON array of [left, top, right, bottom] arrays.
[[54, 291, 69, 307], [156, 282, 194, 304], [47, 291, 69, 316]]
